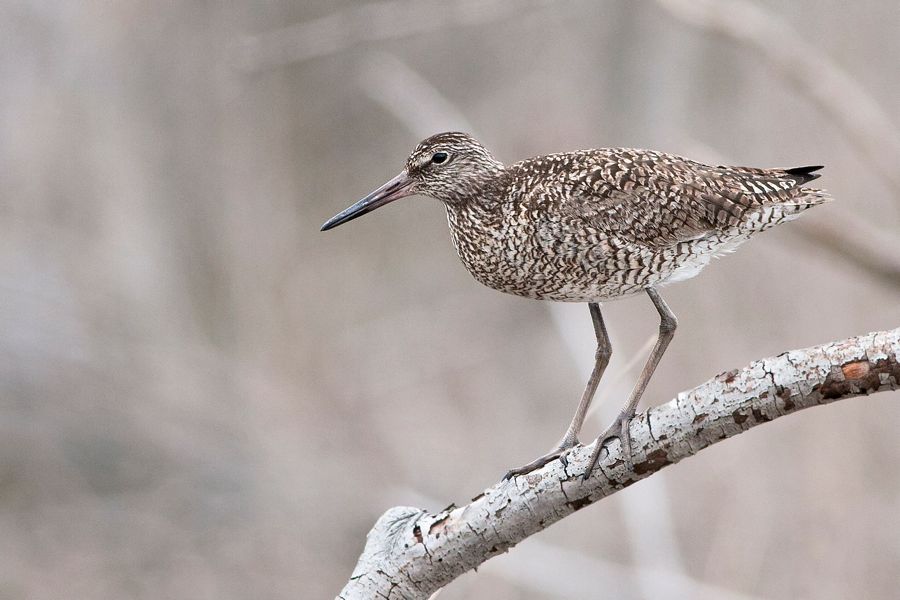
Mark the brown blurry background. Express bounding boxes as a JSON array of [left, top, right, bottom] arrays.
[[1, 1, 899, 598]]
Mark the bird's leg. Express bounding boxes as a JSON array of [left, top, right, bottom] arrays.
[[503, 303, 611, 480], [583, 288, 676, 479]]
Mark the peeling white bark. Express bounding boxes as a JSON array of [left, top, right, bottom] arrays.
[[338, 327, 900, 599]]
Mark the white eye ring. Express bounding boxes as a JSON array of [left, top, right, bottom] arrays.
[[431, 151, 449, 165]]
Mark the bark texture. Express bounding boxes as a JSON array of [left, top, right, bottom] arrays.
[[338, 327, 900, 599]]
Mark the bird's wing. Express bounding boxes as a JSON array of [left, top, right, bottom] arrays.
[[522, 149, 823, 249]]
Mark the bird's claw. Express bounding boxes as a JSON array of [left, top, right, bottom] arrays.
[[582, 412, 634, 480], [502, 441, 578, 481]]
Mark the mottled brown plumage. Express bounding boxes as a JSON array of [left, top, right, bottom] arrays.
[[322, 132, 830, 479]]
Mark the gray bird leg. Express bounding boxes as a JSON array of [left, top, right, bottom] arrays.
[[583, 287, 676, 479], [503, 303, 611, 480]]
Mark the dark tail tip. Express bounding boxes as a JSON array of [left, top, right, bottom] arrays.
[[785, 165, 824, 183]]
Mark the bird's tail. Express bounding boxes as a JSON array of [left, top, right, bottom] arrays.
[[777, 187, 833, 218], [741, 187, 832, 233], [783, 165, 824, 185]]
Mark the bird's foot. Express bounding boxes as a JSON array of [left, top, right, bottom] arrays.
[[502, 438, 579, 481], [582, 411, 634, 481]]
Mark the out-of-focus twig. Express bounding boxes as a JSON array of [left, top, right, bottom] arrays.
[[791, 218, 900, 288], [657, 0, 900, 197], [339, 327, 900, 598], [358, 52, 475, 135], [233, 0, 554, 72]]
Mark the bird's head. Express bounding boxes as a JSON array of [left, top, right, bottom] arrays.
[[321, 132, 503, 231]]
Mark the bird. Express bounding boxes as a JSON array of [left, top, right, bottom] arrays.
[[321, 132, 830, 480]]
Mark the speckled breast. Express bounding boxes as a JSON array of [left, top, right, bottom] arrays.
[[444, 202, 665, 302]]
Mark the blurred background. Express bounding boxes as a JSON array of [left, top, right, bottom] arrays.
[[2, 1, 899, 598]]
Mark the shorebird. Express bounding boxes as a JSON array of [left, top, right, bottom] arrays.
[[321, 132, 830, 480]]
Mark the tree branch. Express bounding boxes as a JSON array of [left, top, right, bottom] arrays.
[[338, 326, 900, 599]]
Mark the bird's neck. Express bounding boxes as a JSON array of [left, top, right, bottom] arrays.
[[444, 164, 508, 209], [442, 168, 511, 276]]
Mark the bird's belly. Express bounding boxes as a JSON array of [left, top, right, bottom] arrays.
[[454, 232, 744, 303], [455, 239, 653, 302]]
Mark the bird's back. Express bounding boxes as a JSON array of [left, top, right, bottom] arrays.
[[510, 148, 828, 246]]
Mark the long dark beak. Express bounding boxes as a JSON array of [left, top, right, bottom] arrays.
[[321, 171, 414, 231]]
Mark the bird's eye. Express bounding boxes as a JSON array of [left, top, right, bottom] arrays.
[[431, 151, 449, 165]]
